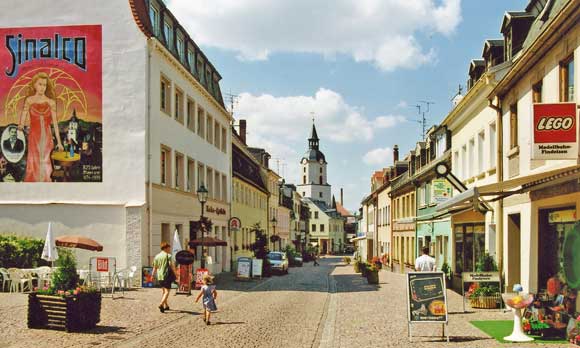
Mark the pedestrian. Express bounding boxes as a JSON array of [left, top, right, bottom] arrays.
[[152, 242, 177, 313], [313, 253, 319, 266], [415, 246, 436, 272], [195, 274, 218, 325]]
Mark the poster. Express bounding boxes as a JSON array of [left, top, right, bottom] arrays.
[[532, 103, 577, 160], [142, 267, 155, 288], [407, 272, 448, 322], [431, 179, 452, 204], [177, 264, 192, 294], [194, 268, 209, 289], [236, 257, 251, 279], [252, 258, 263, 278], [0, 25, 102, 182]]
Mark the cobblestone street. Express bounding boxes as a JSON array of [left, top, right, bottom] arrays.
[[0, 256, 570, 348]]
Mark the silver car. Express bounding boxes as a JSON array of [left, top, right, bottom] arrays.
[[267, 252, 289, 274]]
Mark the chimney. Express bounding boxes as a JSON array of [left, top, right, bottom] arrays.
[[340, 188, 344, 206], [393, 145, 399, 162], [239, 119, 247, 144]]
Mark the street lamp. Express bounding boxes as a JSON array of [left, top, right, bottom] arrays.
[[271, 216, 277, 251], [197, 184, 209, 268]]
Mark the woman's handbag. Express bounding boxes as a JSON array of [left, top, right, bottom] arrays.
[[163, 254, 176, 284]]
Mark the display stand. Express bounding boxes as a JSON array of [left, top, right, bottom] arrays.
[[501, 293, 534, 342]]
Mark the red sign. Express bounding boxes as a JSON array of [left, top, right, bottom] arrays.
[[229, 217, 241, 231], [194, 268, 209, 289], [177, 264, 192, 294], [96, 257, 109, 272], [533, 103, 577, 160]]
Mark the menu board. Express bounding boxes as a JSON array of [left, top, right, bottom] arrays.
[[407, 272, 448, 323], [252, 259, 263, 278]]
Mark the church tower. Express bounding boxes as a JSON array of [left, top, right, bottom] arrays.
[[297, 121, 331, 206]]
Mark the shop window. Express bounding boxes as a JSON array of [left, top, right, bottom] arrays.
[[560, 55, 574, 102], [454, 223, 485, 273]]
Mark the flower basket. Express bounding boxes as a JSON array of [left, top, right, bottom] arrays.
[[28, 292, 101, 332], [469, 294, 501, 309], [366, 270, 379, 284]]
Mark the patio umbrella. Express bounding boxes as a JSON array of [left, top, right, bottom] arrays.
[[55, 235, 103, 251], [172, 229, 182, 260], [41, 222, 59, 262], [188, 236, 227, 247]]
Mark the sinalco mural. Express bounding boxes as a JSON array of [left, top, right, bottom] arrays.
[[0, 25, 102, 182]]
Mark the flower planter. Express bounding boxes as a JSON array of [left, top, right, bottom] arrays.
[[361, 266, 368, 277], [366, 270, 379, 284], [469, 294, 501, 309], [28, 292, 101, 332]]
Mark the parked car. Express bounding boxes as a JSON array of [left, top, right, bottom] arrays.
[[267, 252, 289, 274], [344, 245, 355, 253]]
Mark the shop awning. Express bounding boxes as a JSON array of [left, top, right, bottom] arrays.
[[350, 236, 366, 242], [437, 165, 580, 213]]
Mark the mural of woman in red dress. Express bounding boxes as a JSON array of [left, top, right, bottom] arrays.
[[18, 72, 64, 182]]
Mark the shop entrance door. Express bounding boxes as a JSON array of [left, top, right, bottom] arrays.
[[507, 214, 521, 290]]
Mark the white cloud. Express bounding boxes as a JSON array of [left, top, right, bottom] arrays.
[[375, 115, 407, 128], [167, 0, 462, 72], [363, 147, 393, 166], [397, 100, 408, 109]]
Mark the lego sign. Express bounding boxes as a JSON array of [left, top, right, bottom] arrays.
[[532, 103, 577, 160], [96, 257, 109, 272]]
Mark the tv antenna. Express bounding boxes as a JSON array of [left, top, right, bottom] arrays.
[[414, 100, 434, 140], [224, 90, 239, 117]]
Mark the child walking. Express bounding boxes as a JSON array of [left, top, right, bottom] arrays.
[[195, 274, 218, 325]]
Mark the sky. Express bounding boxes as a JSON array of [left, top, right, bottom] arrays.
[[167, 0, 527, 212]]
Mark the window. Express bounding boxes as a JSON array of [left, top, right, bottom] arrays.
[[468, 138, 475, 178], [197, 107, 205, 138], [187, 49, 195, 74], [478, 131, 485, 174], [160, 145, 171, 186], [435, 133, 446, 158], [187, 158, 195, 192], [163, 20, 173, 47], [174, 87, 184, 123], [302, 176, 306, 184], [319, 176, 323, 184], [419, 185, 425, 207], [160, 75, 171, 115], [221, 174, 227, 201], [206, 114, 213, 144], [560, 55, 574, 102], [461, 145, 467, 180], [197, 56, 204, 83], [176, 34, 184, 60], [214, 170, 221, 201], [187, 99, 195, 132], [221, 126, 227, 153], [533, 80, 542, 103], [149, 5, 159, 35], [319, 192, 322, 198], [175, 152, 183, 190], [454, 223, 485, 273], [314, 212, 319, 219], [214, 120, 220, 148], [509, 104, 518, 149], [319, 167, 322, 173], [489, 123, 496, 169], [320, 224, 325, 232], [311, 224, 316, 232], [207, 167, 214, 199], [197, 162, 205, 190]]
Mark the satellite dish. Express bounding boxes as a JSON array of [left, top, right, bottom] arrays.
[[563, 222, 580, 289]]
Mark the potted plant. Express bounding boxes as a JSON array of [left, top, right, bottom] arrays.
[[371, 256, 382, 270], [441, 262, 452, 288], [343, 256, 351, 265], [366, 263, 379, 284], [468, 284, 501, 309], [28, 252, 101, 332], [361, 262, 371, 277]]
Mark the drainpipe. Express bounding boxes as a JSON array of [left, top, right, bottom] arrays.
[[147, 41, 153, 267], [489, 97, 503, 289]]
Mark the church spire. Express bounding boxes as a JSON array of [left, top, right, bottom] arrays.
[[308, 120, 319, 150]]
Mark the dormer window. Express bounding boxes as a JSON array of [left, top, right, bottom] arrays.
[[149, 4, 159, 35], [163, 20, 173, 48], [187, 48, 195, 74], [176, 34, 184, 60]]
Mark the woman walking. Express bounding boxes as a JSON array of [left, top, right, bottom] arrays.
[[195, 274, 218, 325], [152, 242, 176, 313]]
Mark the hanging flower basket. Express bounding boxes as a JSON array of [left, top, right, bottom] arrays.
[[469, 294, 501, 309], [28, 292, 101, 332]]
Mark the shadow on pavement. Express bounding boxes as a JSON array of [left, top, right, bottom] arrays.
[[82, 325, 129, 335], [334, 274, 380, 292], [416, 335, 488, 343], [211, 321, 245, 326]]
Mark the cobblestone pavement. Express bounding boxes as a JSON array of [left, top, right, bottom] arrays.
[[0, 257, 570, 348]]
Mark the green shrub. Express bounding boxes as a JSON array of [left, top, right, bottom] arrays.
[[51, 252, 79, 292], [0, 235, 51, 268]]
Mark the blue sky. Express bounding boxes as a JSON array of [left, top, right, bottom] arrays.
[[168, 0, 527, 212]]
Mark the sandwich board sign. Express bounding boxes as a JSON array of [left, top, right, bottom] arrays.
[[252, 258, 263, 278], [406, 272, 449, 342], [236, 257, 251, 280]]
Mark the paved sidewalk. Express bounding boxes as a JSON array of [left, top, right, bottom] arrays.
[[330, 263, 568, 348], [0, 273, 270, 348]]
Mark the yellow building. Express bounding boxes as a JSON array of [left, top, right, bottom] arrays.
[[231, 122, 269, 262]]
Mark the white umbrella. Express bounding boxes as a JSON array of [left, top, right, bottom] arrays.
[[172, 229, 182, 259], [41, 222, 59, 262]]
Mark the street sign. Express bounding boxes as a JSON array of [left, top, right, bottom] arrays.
[[406, 272, 449, 342]]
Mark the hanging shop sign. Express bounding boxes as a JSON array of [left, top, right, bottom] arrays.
[[532, 103, 577, 160], [229, 217, 241, 232], [431, 179, 452, 204]]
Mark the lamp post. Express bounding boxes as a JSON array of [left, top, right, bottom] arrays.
[[271, 216, 277, 251], [197, 184, 209, 269]]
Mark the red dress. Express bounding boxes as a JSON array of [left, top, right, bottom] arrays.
[[24, 102, 54, 182]]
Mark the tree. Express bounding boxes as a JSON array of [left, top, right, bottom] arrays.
[[250, 223, 271, 277]]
